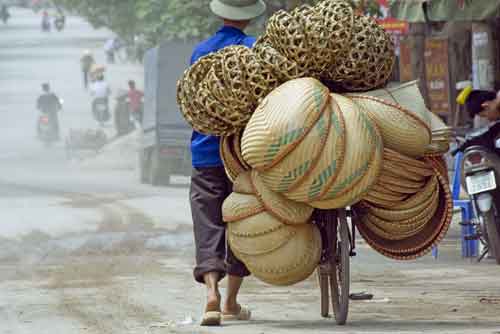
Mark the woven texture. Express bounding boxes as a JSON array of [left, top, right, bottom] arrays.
[[177, 46, 280, 136]]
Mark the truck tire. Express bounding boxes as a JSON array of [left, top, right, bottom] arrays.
[[150, 148, 170, 186], [484, 209, 500, 265], [140, 148, 152, 184]]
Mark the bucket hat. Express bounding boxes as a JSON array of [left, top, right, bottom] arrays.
[[210, 0, 266, 21]]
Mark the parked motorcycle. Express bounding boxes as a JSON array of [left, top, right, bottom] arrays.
[[452, 121, 500, 264], [92, 97, 110, 127]]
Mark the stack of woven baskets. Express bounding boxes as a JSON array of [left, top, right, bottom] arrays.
[[177, 0, 452, 286]]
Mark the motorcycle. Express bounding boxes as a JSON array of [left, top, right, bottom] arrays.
[[92, 97, 110, 126], [452, 121, 500, 264], [37, 114, 59, 146]]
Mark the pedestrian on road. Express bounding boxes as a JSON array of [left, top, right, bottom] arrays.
[[187, 0, 266, 327], [127, 80, 143, 123], [80, 50, 95, 90], [36, 83, 62, 139]]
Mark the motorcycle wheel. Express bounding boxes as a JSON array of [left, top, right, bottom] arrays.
[[484, 209, 500, 265]]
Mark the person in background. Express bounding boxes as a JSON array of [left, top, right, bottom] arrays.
[[1, 3, 10, 24], [37, 83, 62, 138], [187, 0, 266, 327], [127, 80, 143, 123], [104, 38, 115, 64], [80, 50, 95, 89], [89, 74, 111, 122], [465, 90, 500, 124], [41, 10, 50, 31]]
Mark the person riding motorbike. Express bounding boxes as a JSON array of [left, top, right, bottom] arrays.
[[54, 9, 65, 31], [90, 74, 111, 124], [41, 10, 50, 32], [37, 83, 62, 140], [1, 4, 10, 24]]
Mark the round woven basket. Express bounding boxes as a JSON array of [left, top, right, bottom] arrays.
[[356, 160, 453, 259], [221, 135, 248, 182], [241, 78, 330, 170], [350, 95, 431, 157], [228, 212, 295, 256], [258, 96, 336, 194], [233, 223, 322, 286], [233, 172, 254, 195], [308, 94, 384, 209], [251, 170, 314, 225], [222, 192, 265, 223], [392, 176, 438, 211]]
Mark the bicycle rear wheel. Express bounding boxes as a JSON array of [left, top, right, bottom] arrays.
[[330, 209, 350, 325]]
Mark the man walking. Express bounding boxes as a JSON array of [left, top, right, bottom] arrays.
[[188, 0, 266, 327]]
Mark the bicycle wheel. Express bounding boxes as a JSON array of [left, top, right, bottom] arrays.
[[330, 209, 350, 325], [317, 265, 330, 317]]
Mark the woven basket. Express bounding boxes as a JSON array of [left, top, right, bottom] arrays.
[[221, 135, 247, 182], [308, 94, 383, 209], [258, 96, 337, 194], [222, 192, 265, 223], [241, 78, 330, 170], [233, 223, 322, 286], [350, 95, 431, 157], [359, 80, 431, 127], [356, 165, 453, 259], [393, 176, 438, 210], [228, 212, 295, 256], [251, 170, 314, 225], [177, 46, 281, 136], [233, 172, 254, 195]]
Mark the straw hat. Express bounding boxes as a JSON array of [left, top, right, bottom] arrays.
[[250, 170, 314, 225], [210, 0, 266, 21]]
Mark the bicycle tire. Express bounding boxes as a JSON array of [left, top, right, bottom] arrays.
[[330, 209, 350, 325]]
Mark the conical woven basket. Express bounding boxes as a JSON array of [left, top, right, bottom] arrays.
[[241, 78, 330, 170], [251, 170, 314, 225], [233, 223, 322, 286], [309, 94, 383, 209], [359, 80, 431, 127], [258, 97, 336, 194], [350, 95, 431, 157], [222, 192, 265, 223]]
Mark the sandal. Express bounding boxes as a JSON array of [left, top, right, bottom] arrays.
[[222, 305, 251, 321], [200, 311, 221, 326]]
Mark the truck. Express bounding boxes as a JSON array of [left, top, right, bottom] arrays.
[[140, 40, 197, 186]]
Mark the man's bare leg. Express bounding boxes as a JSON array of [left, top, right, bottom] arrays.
[[204, 272, 221, 312], [223, 275, 243, 314]]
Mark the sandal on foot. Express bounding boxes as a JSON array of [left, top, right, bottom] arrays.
[[200, 311, 221, 326], [222, 306, 251, 321]]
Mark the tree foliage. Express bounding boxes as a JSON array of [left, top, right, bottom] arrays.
[[53, 0, 382, 47]]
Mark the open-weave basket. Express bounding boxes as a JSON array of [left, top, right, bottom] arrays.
[[221, 135, 248, 182], [177, 46, 281, 136]]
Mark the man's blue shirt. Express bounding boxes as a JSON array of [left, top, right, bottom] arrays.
[[189, 26, 256, 168]]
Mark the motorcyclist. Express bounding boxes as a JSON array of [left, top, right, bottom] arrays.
[[90, 74, 111, 123], [1, 3, 10, 24], [465, 90, 500, 123], [54, 9, 65, 31], [37, 83, 62, 139]]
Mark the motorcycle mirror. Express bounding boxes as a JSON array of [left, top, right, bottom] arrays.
[[495, 138, 500, 149]]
